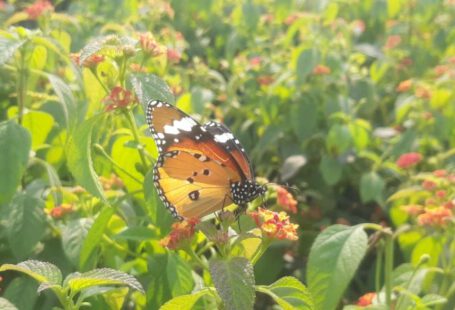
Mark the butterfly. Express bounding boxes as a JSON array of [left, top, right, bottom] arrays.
[[145, 99, 266, 220]]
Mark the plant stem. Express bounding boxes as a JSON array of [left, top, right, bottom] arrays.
[[375, 241, 383, 294], [123, 109, 148, 170], [384, 233, 394, 307], [17, 49, 28, 125], [94, 143, 143, 184], [184, 246, 208, 270]]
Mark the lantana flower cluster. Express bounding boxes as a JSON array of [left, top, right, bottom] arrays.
[[399, 168, 455, 228], [249, 208, 299, 240]]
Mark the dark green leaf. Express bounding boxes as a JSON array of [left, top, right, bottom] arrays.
[[167, 253, 194, 296], [296, 49, 319, 84], [307, 225, 368, 310], [79, 207, 115, 270], [0, 121, 31, 205], [66, 115, 106, 202], [210, 257, 255, 310], [360, 172, 385, 204], [319, 155, 343, 185], [7, 194, 46, 259], [291, 99, 318, 141], [113, 226, 157, 241], [47, 73, 77, 130], [0, 260, 62, 292], [3, 277, 37, 310], [61, 218, 93, 267]]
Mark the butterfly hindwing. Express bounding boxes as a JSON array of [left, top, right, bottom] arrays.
[[154, 150, 234, 219]]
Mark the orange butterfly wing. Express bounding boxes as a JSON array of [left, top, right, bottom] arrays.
[[154, 150, 235, 219]]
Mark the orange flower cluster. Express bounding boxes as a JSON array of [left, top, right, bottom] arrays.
[[356, 292, 376, 306], [250, 208, 299, 240], [396, 152, 422, 169], [99, 174, 124, 190], [401, 169, 455, 228], [313, 64, 331, 75], [417, 207, 452, 227], [25, 0, 53, 20], [384, 35, 401, 49], [276, 186, 298, 214], [396, 79, 412, 92], [49, 203, 73, 219], [103, 87, 135, 111], [160, 218, 199, 250], [139, 32, 164, 57], [70, 53, 104, 68]]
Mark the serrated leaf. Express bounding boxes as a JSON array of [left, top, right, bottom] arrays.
[[160, 290, 212, 310], [0, 121, 31, 205], [61, 218, 93, 267], [66, 268, 144, 295], [307, 225, 368, 310], [0, 260, 62, 289], [66, 115, 106, 202], [0, 36, 26, 65], [129, 73, 175, 107], [209, 257, 255, 310], [256, 276, 314, 310], [0, 297, 18, 310], [6, 194, 46, 259], [79, 207, 115, 270]]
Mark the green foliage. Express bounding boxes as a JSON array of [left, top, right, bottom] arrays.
[[0, 0, 454, 308]]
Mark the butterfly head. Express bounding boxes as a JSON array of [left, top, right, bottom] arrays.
[[230, 180, 267, 205]]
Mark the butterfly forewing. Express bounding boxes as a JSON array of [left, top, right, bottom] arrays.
[[203, 121, 254, 180], [154, 150, 235, 219]]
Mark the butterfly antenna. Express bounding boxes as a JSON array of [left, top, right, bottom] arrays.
[[264, 182, 300, 194]]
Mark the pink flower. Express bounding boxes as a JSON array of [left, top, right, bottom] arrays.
[[160, 218, 199, 250], [25, 0, 53, 20], [249, 208, 299, 240], [166, 48, 181, 63], [357, 292, 376, 306], [396, 153, 422, 169], [103, 87, 135, 111]]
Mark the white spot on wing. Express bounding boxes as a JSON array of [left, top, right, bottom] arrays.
[[214, 132, 234, 143]]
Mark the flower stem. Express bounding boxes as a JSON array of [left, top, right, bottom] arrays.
[[16, 49, 28, 125], [123, 109, 149, 170], [384, 233, 394, 307]]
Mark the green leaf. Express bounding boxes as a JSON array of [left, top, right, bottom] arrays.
[[291, 99, 318, 141], [0, 36, 26, 65], [256, 276, 314, 310], [29, 45, 47, 70], [420, 294, 447, 307], [319, 155, 343, 185], [66, 115, 106, 202], [79, 207, 115, 270], [47, 73, 77, 130], [160, 290, 212, 310], [21, 110, 54, 150], [66, 268, 144, 295], [326, 124, 352, 154], [167, 253, 194, 296], [0, 121, 31, 205], [6, 194, 46, 259], [113, 226, 157, 241], [61, 218, 93, 267], [411, 236, 443, 267], [360, 172, 385, 204], [129, 73, 175, 107], [3, 277, 37, 310], [296, 48, 319, 84], [0, 297, 18, 310], [0, 260, 62, 290], [307, 225, 368, 310], [209, 257, 255, 310]]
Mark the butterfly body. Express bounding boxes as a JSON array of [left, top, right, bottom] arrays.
[[146, 99, 265, 220]]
